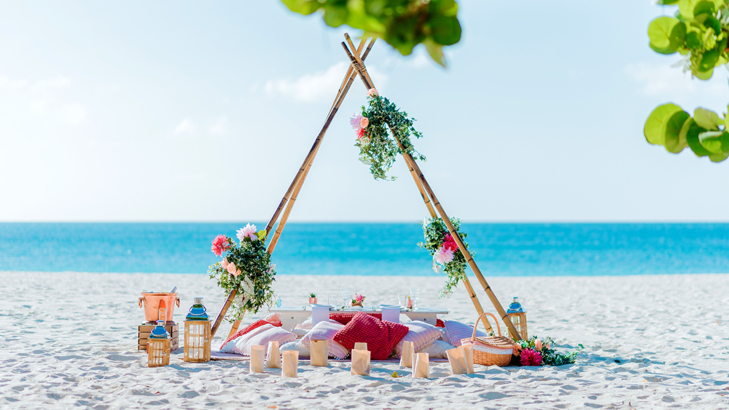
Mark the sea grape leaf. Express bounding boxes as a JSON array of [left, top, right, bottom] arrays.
[[660, 110, 691, 152], [694, 107, 722, 129], [694, 67, 714, 79], [709, 152, 729, 162], [428, 15, 461, 46], [323, 3, 349, 27], [701, 15, 721, 34], [645, 103, 684, 145], [698, 130, 726, 153], [684, 119, 711, 157], [281, 0, 320, 15], [679, 0, 701, 18], [693, 0, 717, 16], [670, 22, 687, 50], [725, 105, 729, 129], [657, 0, 680, 4], [423, 38, 446, 67], [648, 17, 680, 51], [686, 29, 703, 48]]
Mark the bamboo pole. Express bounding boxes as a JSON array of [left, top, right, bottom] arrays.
[[214, 38, 374, 340], [342, 41, 516, 337]]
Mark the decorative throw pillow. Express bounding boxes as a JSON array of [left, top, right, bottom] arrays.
[[330, 312, 383, 326], [333, 312, 409, 360], [394, 321, 443, 357], [221, 319, 282, 349], [442, 320, 487, 347], [221, 324, 296, 356], [300, 321, 350, 359], [416, 339, 455, 359], [280, 340, 311, 359]]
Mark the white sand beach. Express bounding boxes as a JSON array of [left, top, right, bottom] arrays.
[[2, 272, 728, 409]]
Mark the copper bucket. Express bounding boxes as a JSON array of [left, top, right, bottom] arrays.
[[139, 293, 180, 322]]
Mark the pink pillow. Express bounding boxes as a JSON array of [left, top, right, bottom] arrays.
[[300, 321, 349, 359], [443, 320, 487, 347], [220, 324, 296, 356], [333, 312, 409, 360], [394, 321, 443, 357]]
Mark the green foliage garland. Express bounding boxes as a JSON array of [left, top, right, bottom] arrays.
[[644, 0, 729, 162], [208, 229, 276, 322], [418, 217, 470, 298], [280, 0, 462, 66], [516, 336, 584, 366], [356, 93, 426, 181]]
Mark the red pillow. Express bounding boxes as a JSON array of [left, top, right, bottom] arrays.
[[330, 312, 382, 325], [220, 319, 281, 349], [333, 312, 409, 360], [436, 319, 445, 328]]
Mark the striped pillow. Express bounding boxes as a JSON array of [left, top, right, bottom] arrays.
[[394, 321, 443, 357], [300, 321, 350, 359]]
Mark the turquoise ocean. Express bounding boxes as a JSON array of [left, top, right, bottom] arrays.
[[0, 223, 727, 276]]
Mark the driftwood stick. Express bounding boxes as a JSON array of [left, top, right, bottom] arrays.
[[267, 38, 374, 254], [219, 38, 375, 338], [344, 47, 514, 337]]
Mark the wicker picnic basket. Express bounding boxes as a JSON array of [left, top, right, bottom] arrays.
[[461, 312, 515, 367]]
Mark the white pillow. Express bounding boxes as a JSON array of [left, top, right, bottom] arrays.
[[443, 320, 487, 347], [416, 339, 454, 359], [280, 340, 310, 359], [394, 321, 443, 357], [220, 324, 296, 356], [300, 321, 349, 359], [295, 317, 340, 331]]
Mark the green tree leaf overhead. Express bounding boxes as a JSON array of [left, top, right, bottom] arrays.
[[280, 0, 462, 67]]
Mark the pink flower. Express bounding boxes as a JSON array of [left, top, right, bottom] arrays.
[[355, 293, 364, 302], [350, 114, 364, 130], [359, 117, 369, 129], [545, 343, 550, 350], [221, 258, 229, 270], [367, 88, 379, 97], [237, 224, 257, 242], [211, 235, 230, 257], [442, 233, 458, 252], [434, 246, 454, 264], [520, 348, 542, 366], [226, 262, 237, 275], [233, 268, 241, 277], [535, 340, 543, 351]]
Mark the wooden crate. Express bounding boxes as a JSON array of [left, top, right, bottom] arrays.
[[138, 322, 179, 351]]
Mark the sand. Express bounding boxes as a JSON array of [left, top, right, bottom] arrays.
[[1, 271, 728, 409]]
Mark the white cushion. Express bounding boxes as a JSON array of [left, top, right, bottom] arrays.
[[280, 340, 310, 359], [300, 321, 349, 359], [220, 324, 296, 356], [394, 321, 443, 357], [416, 339, 455, 359], [443, 320, 487, 347]]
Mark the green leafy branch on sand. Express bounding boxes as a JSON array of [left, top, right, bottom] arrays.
[[280, 0, 461, 66], [645, 0, 729, 162]]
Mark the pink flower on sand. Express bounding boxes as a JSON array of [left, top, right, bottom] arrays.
[[367, 88, 379, 97], [520, 348, 543, 366], [359, 117, 369, 129], [535, 340, 543, 351], [434, 245, 454, 264], [442, 233, 458, 252], [211, 235, 230, 256], [237, 224, 258, 242], [221, 258, 230, 270], [351, 114, 365, 131]]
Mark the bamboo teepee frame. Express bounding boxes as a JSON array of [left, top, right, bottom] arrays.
[[211, 34, 519, 341]]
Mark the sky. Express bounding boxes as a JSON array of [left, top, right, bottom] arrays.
[[1, 1, 729, 223]]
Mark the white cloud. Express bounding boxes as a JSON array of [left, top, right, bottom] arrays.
[[57, 104, 87, 125], [264, 62, 388, 102], [208, 116, 228, 136], [173, 119, 195, 135], [625, 62, 727, 99]]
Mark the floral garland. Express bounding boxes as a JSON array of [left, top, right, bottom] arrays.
[[207, 223, 276, 322], [514, 336, 584, 366], [351, 89, 426, 181], [417, 217, 470, 298]]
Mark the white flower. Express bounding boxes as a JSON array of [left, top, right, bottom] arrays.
[[236, 223, 257, 243]]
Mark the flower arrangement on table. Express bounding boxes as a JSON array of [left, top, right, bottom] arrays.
[[418, 217, 470, 298], [207, 223, 276, 322], [513, 336, 584, 366], [351, 88, 426, 181], [350, 293, 365, 308]]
